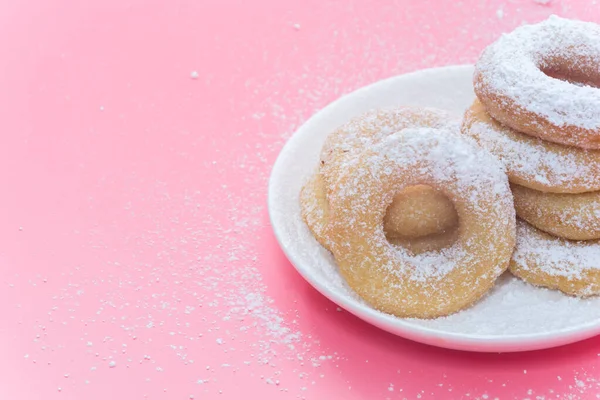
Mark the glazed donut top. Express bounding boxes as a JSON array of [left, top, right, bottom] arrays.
[[475, 16, 600, 132], [330, 127, 512, 282]]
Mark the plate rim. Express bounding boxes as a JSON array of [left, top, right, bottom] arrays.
[[267, 64, 600, 352]]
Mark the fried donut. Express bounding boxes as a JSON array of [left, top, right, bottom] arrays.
[[512, 184, 600, 241], [474, 16, 600, 150], [510, 220, 600, 297], [300, 171, 458, 253], [327, 127, 516, 318], [462, 98, 600, 193], [318, 106, 459, 237]]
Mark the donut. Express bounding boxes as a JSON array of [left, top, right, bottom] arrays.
[[510, 220, 600, 297], [512, 184, 600, 241], [474, 16, 600, 150], [300, 171, 458, 252], [327, 127, 516, 318], [461, 98, 600, 193]]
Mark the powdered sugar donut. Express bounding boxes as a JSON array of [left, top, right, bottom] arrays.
[[474, 16, 600, 150], [300, 171, 458, 253], [512, 184, 600, 241], [327, 127, 516, 318], [510, 220, 600, 297], [461, 99, 600, 193]]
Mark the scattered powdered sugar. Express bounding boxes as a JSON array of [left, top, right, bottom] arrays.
[[513, 220, 600, 280], [463, 102, 600, 191], [28, 131, 320, 395], [411, 273, 600, 334], [475, 15, 600, 130], [15, 8, 600, 400]]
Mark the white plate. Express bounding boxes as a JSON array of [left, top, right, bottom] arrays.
[[267, 64, 600, 352]]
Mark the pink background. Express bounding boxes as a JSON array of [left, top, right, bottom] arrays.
[[2, 0, 600, 399]]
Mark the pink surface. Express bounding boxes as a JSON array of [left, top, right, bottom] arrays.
[[2, 0, 600, 399]]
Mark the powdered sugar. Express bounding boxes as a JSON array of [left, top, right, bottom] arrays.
[[370, 128, 509, 202], [562, 208, 600, 231], [513, 220, 600, 281], [320, 107, 453, 163], [390, 244, 469, 281], [411, 273, 600, 335], [560, 202, 600, 231], [513, 186, 600, 235], [319, 106, 456, 189], [463, 101, 600, 192], [475, 15, 600, 130]]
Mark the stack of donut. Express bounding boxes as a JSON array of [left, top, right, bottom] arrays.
[[463, 15, 600, 298], [299, 15, 600, 320]]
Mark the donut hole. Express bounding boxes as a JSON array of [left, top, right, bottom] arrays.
[[383, 184, 459, 254], [542, 69, 600, 88], [387, 229, 459, 256], [383, 184, 459, 237], [540, 56, 600, 88]]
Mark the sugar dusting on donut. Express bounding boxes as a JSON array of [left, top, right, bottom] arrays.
[[465, 113, 600, 190], [513, 187, 600, 237], [561, 202, 600, 231], [367, 128, 510, 214], [475, 15, 600, 130], [320, 106, 456, 170], [386, 245, 469, 283], [513, 220, 600, 281], [331, 127, 514, 283]]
